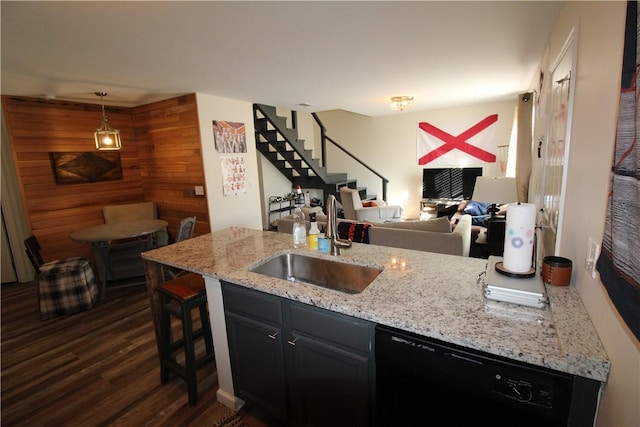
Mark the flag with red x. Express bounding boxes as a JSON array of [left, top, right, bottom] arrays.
[[416, 114, 498, 166]]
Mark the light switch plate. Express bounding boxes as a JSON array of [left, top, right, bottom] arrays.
[[585, 237, 600, 279]]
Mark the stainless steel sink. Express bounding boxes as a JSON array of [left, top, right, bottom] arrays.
[[248, 252, 383, 294]]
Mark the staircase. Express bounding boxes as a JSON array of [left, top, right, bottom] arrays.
[[253, 103, 384, 203]]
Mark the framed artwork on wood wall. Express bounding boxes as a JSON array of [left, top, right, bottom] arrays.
[[50, 152, 123, 184]]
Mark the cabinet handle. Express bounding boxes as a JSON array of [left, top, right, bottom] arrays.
[[287, 337, 298, 346], [268, 331, 279, 340]]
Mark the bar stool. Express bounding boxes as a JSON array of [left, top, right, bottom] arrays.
[[156, 273, 214, 406]]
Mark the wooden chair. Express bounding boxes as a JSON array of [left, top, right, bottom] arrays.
[[156, 273, 214, 406], [24, 236, 100, 320], [166, 216, 197, 280], [175, 216, 196, 243]]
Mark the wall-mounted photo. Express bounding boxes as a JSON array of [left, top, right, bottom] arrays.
[[221, 155, 247, 196], [50, 152, 123, 184], [213, 120, 246, 153]]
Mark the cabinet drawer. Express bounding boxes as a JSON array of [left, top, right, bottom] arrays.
[[289, 302, 372, 353], [222, 282, 283, 324]]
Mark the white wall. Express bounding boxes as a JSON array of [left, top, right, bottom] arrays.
[[317, 100, 516, 219], [309, 3, 639, 424], [194, 4, 638, 423], [196, 94, 262, 231], [542, 2, 639, 426]]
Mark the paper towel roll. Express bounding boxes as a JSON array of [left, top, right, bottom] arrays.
[[503, 203, 536, 273]]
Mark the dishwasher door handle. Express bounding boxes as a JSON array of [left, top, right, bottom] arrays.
[[444, 352, 484, 365]]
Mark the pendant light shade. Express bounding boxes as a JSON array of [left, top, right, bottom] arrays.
[[94, 92, 122, 151]]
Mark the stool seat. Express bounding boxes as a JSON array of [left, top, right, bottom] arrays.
[[158, 273, 207, 300], [157, 273, 214, 407]]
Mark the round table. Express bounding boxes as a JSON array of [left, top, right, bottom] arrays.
[[70, 219, 168, 242], [71, 219, 168, 297]]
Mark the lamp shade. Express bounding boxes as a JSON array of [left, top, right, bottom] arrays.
[[94, 91, 122, 151], [472, 176, 517, 204], [94, 123, 122, 150]]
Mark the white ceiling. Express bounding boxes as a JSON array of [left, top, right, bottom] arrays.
[[1, 1, 561, 117]]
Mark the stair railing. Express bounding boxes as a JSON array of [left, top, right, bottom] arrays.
[[311, 113, 389, 201]]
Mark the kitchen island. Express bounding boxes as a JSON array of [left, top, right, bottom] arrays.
[[142, 227, 609, 421]]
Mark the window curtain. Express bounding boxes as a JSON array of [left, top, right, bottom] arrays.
[[596, 1, 640, 341], [1, 108, 34, 283], [507, 93, 534, 202]]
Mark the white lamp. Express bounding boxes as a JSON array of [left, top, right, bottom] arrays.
[[94, 91, 122, 151]]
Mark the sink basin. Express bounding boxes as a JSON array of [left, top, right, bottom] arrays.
[[248, 252, 383, 294]]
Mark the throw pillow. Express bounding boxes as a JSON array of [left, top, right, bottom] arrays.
[[337, 222, 371, 243], [362, 201, 379, 207], [378, 216, 452, 233]]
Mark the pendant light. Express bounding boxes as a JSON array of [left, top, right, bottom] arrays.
[[94, 91, 122, 150]]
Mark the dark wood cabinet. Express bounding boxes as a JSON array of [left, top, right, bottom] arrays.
[[287, 329, 371, 427], [222, 282, 374, 427], [225, 312, 288, 421]]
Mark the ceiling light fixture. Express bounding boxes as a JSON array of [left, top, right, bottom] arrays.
[[390, 96, 414, 111], [94, 91, 122, 151]]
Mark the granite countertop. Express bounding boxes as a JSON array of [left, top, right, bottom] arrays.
[[142, 227, 610, 382]]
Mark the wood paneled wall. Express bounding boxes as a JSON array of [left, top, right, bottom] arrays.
[[2, 94, 210, 265], [132, 94, 209, 240]]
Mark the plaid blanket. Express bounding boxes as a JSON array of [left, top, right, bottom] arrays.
[[38, 257, 99, 320]]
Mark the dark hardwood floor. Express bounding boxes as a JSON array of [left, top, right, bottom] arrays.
[[1, 280, 270, 426]]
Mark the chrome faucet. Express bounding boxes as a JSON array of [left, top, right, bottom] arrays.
[[325, 195, 352, 256]]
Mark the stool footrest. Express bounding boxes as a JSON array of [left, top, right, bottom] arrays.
[[168, 327, 211, 353], [162, 353, 214, 381]]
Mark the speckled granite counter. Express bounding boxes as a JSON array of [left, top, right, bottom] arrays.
[[142, 227, 609, 384]]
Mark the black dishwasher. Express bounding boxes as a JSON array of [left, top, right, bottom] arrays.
[[375, 325, 573, 427]]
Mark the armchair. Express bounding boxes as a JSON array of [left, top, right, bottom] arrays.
[[339, 187, 403, 222]]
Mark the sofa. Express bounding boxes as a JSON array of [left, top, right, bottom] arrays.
[[339, 187, 403, 222], [276, 213, 472, 257]]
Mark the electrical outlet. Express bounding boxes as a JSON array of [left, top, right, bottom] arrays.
[[194, 185, 205, 196], [585, 237, 600, 279]]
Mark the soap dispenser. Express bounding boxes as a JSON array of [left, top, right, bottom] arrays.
[[308, 213, 319, 251], [292, 208, 307, 249]]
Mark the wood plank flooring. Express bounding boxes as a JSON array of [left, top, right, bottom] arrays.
[[1, 281, 271, 426]]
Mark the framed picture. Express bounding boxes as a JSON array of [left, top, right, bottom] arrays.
[[50, 152, 123, 184], [221, 155, 247, 196], [213, 120, 246, 153]]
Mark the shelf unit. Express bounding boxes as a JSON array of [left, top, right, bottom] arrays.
[[268, 196, 297, 229]]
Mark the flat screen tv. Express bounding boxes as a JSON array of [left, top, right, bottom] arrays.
[[422, 167, 483, 200]]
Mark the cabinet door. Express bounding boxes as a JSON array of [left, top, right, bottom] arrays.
[[287, 334, 370, 427], [225, 312, 288, 423]]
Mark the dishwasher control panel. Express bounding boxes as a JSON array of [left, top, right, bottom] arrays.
[[492, 373, 555, 408]]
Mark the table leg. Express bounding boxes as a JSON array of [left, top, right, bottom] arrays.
[[90, 242, 111, 300], [144, 259, 166, 361]]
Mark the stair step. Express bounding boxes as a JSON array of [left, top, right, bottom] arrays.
[[323, 174, 349, 184]]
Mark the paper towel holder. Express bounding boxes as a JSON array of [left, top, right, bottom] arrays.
[[495, 204, 539, 279], [495, 261, 536, 278]]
